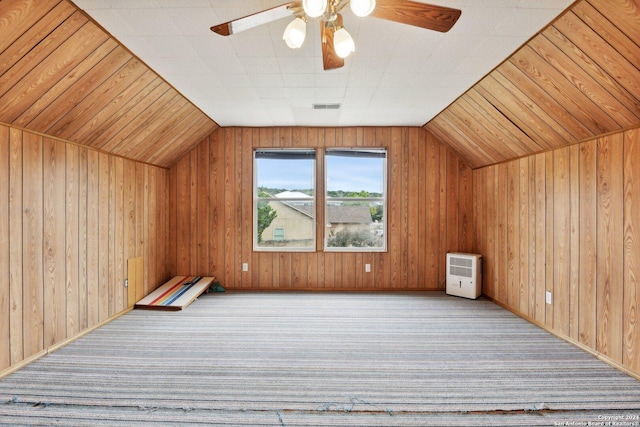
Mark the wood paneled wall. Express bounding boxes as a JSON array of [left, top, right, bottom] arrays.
[[169, 127, 474, 291], [0, 124, 171, 374], [474, 127, 640, 377]]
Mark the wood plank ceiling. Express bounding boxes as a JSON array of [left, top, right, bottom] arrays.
[[0, 0, 638, 170], [425, 0, 640, 169], [0, 0, 218, 168]]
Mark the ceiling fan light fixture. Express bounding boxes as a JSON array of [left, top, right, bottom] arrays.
[[333, 27, 355, 58], [302, 0, 327, 18], [283, 17, 307, 48], [349, 0, 376, 17]]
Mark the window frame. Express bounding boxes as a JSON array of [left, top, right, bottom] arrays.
[[323, 148, 387, 253], [253, 147, 388, 253], [253, 149, 316, 252]]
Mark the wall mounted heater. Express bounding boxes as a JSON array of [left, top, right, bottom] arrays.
[[446, 253, 482, 299]]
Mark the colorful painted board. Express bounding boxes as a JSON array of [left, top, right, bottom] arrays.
[[135, 276, 215, 311]]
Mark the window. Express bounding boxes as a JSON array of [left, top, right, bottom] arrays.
[[254, 149, 315, 251], [273, 228, 285, 241], [325, 149, 386, 251], [254, 148, 386, 252]]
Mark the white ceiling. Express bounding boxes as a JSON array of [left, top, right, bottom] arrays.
[[71, 0, 574, 127]]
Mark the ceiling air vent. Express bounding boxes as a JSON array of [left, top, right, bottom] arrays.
[[312, 103, 341, 110]]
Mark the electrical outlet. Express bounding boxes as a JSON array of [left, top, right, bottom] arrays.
[[242, 263, 249, 272], [365, 263, 371, 273], [546, 291, 552, 305]]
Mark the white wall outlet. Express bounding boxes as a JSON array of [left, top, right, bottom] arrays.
[[546, 291, 552, 305], [242, 263, 249, 272], [365, 263, 371, 273]]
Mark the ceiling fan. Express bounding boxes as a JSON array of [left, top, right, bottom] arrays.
[[211, 0, 461, 70]]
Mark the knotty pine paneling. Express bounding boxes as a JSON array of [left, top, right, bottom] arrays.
[[0, 124, 171, 375], [474, 127, 640, 377], [170, 127, 474, 291]]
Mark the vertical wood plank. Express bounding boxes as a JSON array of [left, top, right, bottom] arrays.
[[189, 150, 198, 274], [596, 134, 624, 363], [224, 130, 236, 287], [86, 150, 99, 327], [579, 139, 597, 347], [623, 128, 640, 371], [22, 132, 44, 358], [115, 158, 125, 313], [107, 157, 116, 316], [553, 147, 570, 336], [167, 161, 178, 278], [506, 160, 519, 309], [66, 144, 80, 337], [407, 128, 419, 288], [78, 147, 88, 331], [211, 131, 225, 282], [569, 144, 580, 341], [519, 157, 530, 314], [458, 161, 473, 252], [197, 138, 210, 276], [534, 153, 546, 323], [545, 151, 554, 328], [0, 125, 9, 370], [123, 160, 136, 299], [425, 131, 440, 288], [135, 163, 145, 297], [43, 137, 66, 347], [9, 128, 23, 364], [147, 167, 158, 293], [527, 156, 537, 318], [496, 163, 508, 303], [142, 165, 150, 295], [97, 152, 110, 322], [175, 155, 190, 275], [241, 129, 252, 286], [484, 166, 496, 299]]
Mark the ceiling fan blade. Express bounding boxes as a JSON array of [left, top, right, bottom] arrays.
[[371, 0, 461, 33], [211, 2, 298, 36], [321, 15, 344, 70]]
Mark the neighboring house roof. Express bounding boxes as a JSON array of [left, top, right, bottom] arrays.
[[274, 191, 312, 199], [327, 205, 372, 224], [270, 192, 372, 224]]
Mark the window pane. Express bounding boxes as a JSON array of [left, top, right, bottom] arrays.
[[255, 150, 315, 251], [325, 149, 386, 251], [256, 149, 314, 194], [326, 150, 384, 196]]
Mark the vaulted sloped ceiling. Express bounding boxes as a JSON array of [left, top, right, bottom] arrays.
[[1, 0, 638, 170], [0, 0, 218, 168], [425, 0, 640, 169]]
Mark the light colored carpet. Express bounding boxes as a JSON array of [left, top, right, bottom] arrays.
[[1, 292, 639, 426]]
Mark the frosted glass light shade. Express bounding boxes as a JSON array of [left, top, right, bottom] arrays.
[[333, 27, 355, 58], [283, 17, 307, 48], [302, 0, 327, 18], [350, 0, 376, 17]]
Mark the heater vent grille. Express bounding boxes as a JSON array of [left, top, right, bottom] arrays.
[[312, 103, 341, 110]]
